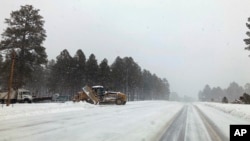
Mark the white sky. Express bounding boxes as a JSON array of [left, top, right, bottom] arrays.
[[1, 0, 250, 98]]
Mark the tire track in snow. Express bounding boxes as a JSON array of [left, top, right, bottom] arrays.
[[159, 105, 188, 141], [194, 105, 228, 141], [159, 104, 227, 141]]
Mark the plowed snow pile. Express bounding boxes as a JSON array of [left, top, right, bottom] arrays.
[[202, 102, 250, 121]]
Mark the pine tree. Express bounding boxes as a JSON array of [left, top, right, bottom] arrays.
[[85, 54, 98, 86], [0, 5, 47, 88], [110, 56, 125, 91], [0, 54, 3, 88], [123, 57, 141, 101], [226, 82, 244, 101], [49, 49, 73, 95], [162, 78, 170, 100], [98, 58, 111, 87], [222, 96, 228, 103], [46, 59, 56, 93], [244, 17, 250, 54], [142, 69, 153, 100], [72, 49, 86, 90]]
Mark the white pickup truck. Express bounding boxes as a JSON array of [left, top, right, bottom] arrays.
[[0, 89, 33, 104]]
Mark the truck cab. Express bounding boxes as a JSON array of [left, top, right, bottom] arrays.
[[0, 88, 33, 103], [17, 89, 33, 103], [92, 85, 105, 96]]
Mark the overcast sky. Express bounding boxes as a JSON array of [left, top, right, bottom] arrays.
[[1, 0, 250, 98]]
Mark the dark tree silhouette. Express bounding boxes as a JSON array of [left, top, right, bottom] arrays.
[[0, 5, 47, 88]]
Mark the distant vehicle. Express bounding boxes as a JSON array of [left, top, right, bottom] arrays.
[[55, 95, 70, 103], [73, 85, 127, 105], [0, 88, 33, 103], [52, 93, 60, 101]]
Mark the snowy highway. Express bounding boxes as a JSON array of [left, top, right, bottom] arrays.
[[159, 104, 226, 141], [0, 101, 250, 141]]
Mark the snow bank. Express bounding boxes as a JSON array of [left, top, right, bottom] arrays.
[[194, 102, 250, 139], [201, 102, 250, 121], [0, 101, 95, 120]]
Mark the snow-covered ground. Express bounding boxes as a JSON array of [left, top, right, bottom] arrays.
[[201, 102, 250, 121], [0, 101, 183, 141], [0, 102, 96, 120], [0, 101, 250, 141]]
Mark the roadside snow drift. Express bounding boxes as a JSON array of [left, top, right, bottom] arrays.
[[201, 102, 250, 121]]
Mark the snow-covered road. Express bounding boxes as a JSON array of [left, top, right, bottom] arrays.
[[159, 103, 232, 141], [0, 101, 250, 141], [159, 104, 214, 141]]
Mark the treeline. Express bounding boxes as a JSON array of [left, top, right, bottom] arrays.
[[0, 49, 170, 101], [0, 5, 169, 101], [198, 82, 250, 102]]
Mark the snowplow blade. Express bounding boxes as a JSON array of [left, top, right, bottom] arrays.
[[82, 86, 99, 104]]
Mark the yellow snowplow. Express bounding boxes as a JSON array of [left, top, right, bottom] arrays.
[[73, 85, 127, 105]]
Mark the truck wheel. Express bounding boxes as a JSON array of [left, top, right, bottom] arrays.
[[116, 99, 122, 105], [24, 99, 30, 103]]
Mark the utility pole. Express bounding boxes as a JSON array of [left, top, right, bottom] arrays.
[[7, 50, 16, 106], [126, 69, 129, 101]]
